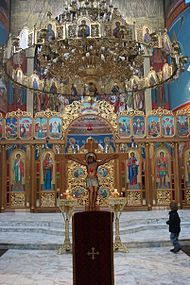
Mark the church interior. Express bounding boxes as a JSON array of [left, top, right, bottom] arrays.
[[0, 0, 190, 284]]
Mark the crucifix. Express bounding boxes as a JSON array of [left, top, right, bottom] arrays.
[[55, 137, 118, 210]]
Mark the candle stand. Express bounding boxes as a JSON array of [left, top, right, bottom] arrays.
[[108, 197, 128, 252], [57, 198, 77, 254]]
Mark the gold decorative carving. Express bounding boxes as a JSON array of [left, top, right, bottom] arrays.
[[98, 163, 115, 206], [67, 160, 114, 206], [176, 109, 190, 115], [176, 106, 190, 115], [62, 100, 118, 132], [149, 107, 174, 116], [67, 161, 88, 206], [98, 101, 118, 130], [62, 101, 81, 131], [35, 109, 61, 118], [67, 161, 86, 184], [125, 191, 142, 206], [41, 192, 55, 207], [10, 192, 25, 207], [185, 189, 190, 204], [157, 190, 171, 205], [120, 110, 145, 117], [6, 109, 32, 118]]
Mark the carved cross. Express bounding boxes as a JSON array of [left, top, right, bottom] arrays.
[[84, 137, 98, 153], [87, 247, 100, 260]]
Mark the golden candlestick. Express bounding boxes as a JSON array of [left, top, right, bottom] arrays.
[[108, 197, 128, 252], [57, 198, 77, 254]]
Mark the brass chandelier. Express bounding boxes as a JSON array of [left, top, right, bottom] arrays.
[[3, 0, 188, 96], [37, 37, 144, 82]]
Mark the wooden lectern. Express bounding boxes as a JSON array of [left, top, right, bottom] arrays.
[[73, 211, 114, 285]]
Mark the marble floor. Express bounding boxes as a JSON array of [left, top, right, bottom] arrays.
[[0, 209, 190, 285]]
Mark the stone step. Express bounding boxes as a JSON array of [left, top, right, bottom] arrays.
[[0, 239, 189, 250]]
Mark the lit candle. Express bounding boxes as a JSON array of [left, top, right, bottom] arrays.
[[113, 188, 119, 197], [60, 192, 66, 199], [66, 190, 70, 199]]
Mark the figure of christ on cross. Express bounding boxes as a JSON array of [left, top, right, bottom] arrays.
[[66, 151, 118, 211]]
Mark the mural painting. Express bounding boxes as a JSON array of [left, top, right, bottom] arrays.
[[127, 150, 141, 190], [132, 115, 145, 138], [118, 116, 131, 137], [147, 115, 161, 138], [5, 117, 18, 139], [176, 115, 189, 137], [155, 149, 171, 189], [161, 115, 175, 137], [11, 151, 25, 192], [49, 117, 62, 139], [19, 117, 33, 139], [34, 117, 48, 139], [184, 149, 190, 188], [41, 152, 55, 191]]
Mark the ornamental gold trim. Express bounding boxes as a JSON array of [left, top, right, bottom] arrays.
[[62, 100, 118, 132], [66, 160, 114, 206], [6, 109, 32, 118], [148, 107, 174, 116], [125, 191, 142, 206], [97, 100, 117, 130], [35, 109, 61, 118], [41, 192, 56, 207], [157, 190, 171, 205], [10, 192, 25, 207], [120, 110, 145, 116], [185, 189, 190, 204], [176, 108, 190, 115], [62, 101, 81, 131]]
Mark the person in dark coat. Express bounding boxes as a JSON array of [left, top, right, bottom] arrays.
[[166, 201, 182, 253]]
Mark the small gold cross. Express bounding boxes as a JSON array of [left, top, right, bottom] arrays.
[[87, 247, 100, 260]]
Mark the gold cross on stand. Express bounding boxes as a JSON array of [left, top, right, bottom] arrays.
[[87, 247, 100, 260]]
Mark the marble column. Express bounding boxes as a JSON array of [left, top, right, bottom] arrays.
[[1, 145, 6, 211], [26, 47, 35, 115], [0, 146, 2, 211], [144, 49, 152, 114], [174, 142, 181, 207], [30, 144, 36, 211]]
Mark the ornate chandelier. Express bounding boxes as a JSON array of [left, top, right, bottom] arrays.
[[37, 37, 144, 82], [3, 0, 188, 97]]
